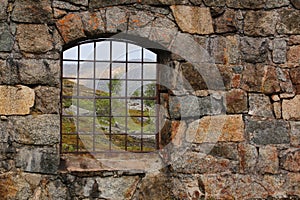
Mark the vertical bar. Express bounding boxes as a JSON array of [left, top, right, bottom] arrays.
[[156, 61, 160, 150], [93, 41, 96, 152], [60, 49, 64, 154], [125, 42, 128, 151], [141, 47, 144, 152], [109, 40, 112, 151], [76, 44, 80, 152]]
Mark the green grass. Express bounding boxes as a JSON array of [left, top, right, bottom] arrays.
[[61, 79, 157, 153]]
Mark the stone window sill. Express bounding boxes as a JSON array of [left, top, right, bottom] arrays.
[[59, 152, 164, 173]]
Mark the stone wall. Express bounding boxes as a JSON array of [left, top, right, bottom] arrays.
[[0, 0, 300, 199]]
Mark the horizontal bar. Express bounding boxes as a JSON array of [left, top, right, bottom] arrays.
[[62, 77, 157, 82], [62, 132, 158, 135], [63, 59, 157, 64], [62, 96, 157, 100], [62, 114, 157, 117], [62, 150, 157, 154]]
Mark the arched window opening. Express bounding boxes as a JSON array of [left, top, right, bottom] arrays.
[[61, 39, 159, 153]]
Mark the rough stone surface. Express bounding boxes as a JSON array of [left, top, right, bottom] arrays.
[[195, 143, 239, 160], [241, 64, 264, 92], [286, 173, 300, 196], [90, 0, 189, 7], [0, 85, 34, 115], [65, 0, 88, 6], [169, 95, 198, 119], [170, 6, 214, 34], [15, 146, 59, 174], [238, 143, 258, 173], [272, 38, 287, 64], [17, 24, 53, 53], [56, 13, 86, 43], [262, 66, 281, 94], [245, 118, 290, 145], [290, 67, 300, 94], [282, 95, 300, 120], [189, 0, 202, 5], [227, 0, 265, 8], [34, 86, 60, 114], [291, 0, 300, 9], [170, 175, 205, 199], [80, 11, 105, 35], [244, 11, 278, 36], [289, 35, 300, 45], [287, 45, 300, 64], [179, 61, 219, 90], [0, 23, 14, 52], [249, 93, 273, 118], [265, 0, 290, 8], [217, 65, 233, 89], [169, 95, 225, 119], [37, 173, 142, 200], [208, 36, 227, 64], [226, 0, 289, 9], [53, 0, 81, 11], [11, 115, 60, 145], [148, 17, 178, 47], [226, 35, 240, 64], [6, 59, 59, 86], [213, 144, 239, 161], [279, 68, 295, 95], [273, 102, 282, 119], [186, 115, 245, 143], [258, 146, 279, 174], [226, 89, 248, 114], [128, 10, 155, 30], [95, 176, 140, 199], [53, 8, 67, 19], [213, 9, 237, 34], [12, 0, 53, 23], [106, 7, 128, 33], [0, 0, 8, 21], [89, 0, 136, 7], [240, 37, 268, 63], [135, 173, 172, 200], [0, 120, 13, 143], [277, 9, 300, 34], [200, 173, 294, 199], [203, 0, 225, 6], [173, 152, 238, 174], [0, 172, 36, 200], [160, 120, 187, 147], [290, 121, 300, 147], [209, 36, 241, 65], [271, 94, 280, 101], [281, 150, 300, 172], [0, 0, 299, 199]]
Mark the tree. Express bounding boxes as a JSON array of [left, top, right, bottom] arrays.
[[110, 76, 122, 95], [144, 82, 156, 107]]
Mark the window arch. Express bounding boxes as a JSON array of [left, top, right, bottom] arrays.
[[61, 38, 160, 154]]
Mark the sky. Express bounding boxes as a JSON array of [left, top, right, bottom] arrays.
[[62, 40, 157, 96]]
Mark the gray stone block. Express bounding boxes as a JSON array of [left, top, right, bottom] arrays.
[[245, 117, 290, 145], [169, 95, 225, 119], [12, 0, 53, 23], [272, 39, 287, 64], [15, 146, 59, 174], [240, 37, 268, 63], [0, 23, 14, 52], [11, 115, 60, 146]]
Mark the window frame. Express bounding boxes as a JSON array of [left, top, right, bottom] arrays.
[[60, 38, 162, 155]]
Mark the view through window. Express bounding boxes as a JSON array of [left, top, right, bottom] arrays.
[[61, 39, 159, 153]]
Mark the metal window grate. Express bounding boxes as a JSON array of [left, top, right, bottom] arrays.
[[61, 39, 159, 153]]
